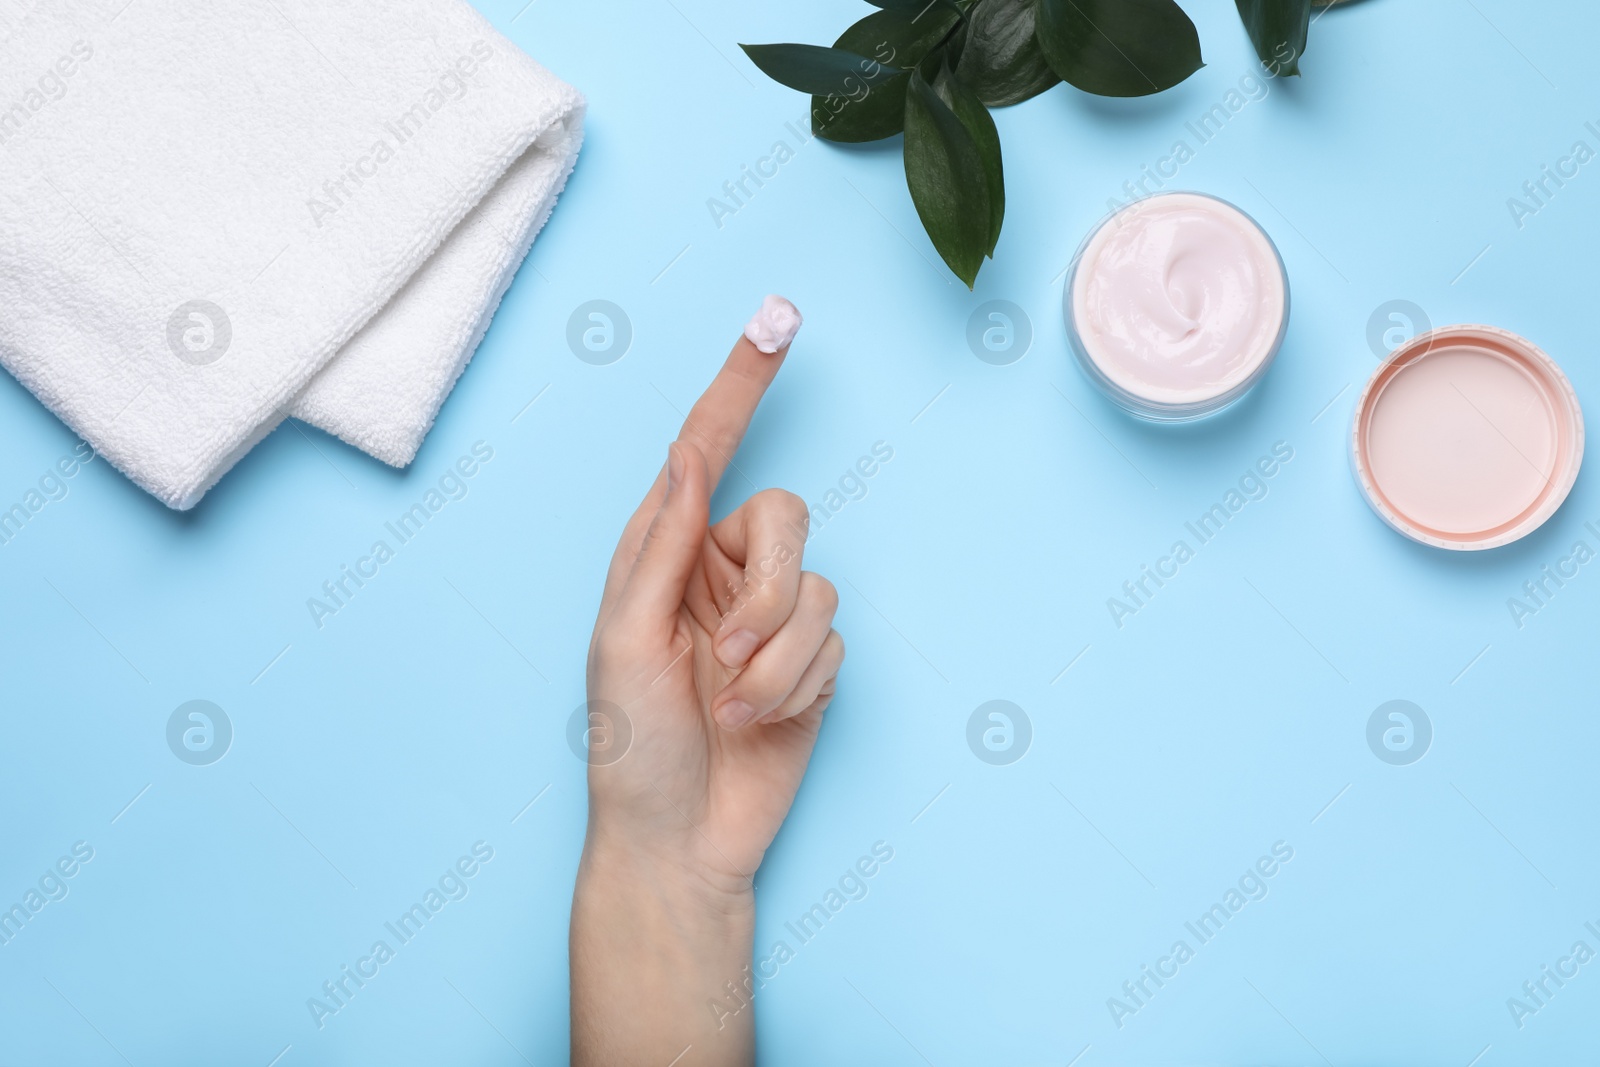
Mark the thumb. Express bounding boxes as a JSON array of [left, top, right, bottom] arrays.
[[616, 442, 709, 628]]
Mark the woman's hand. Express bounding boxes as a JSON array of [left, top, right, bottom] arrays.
[[571, 299, 842, 1066]]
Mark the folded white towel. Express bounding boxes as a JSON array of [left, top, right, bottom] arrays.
[[0, 0, 583, 508]]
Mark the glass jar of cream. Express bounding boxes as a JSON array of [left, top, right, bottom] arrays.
[[1064, 192, 1289, 422]]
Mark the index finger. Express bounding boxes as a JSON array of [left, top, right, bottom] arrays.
[[597, 295, 803, 616], [676, 294, 802, 493]]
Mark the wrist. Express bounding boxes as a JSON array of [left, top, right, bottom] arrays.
[[572, 823, 758, 1064], [580, 817, 756, 918]]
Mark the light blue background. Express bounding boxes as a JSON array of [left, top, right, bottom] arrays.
[[4, 0, 1599, 1063]]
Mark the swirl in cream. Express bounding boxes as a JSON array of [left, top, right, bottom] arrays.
[[1071, 193, 1286, 410]]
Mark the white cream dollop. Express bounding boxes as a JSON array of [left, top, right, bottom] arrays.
[[743, 295, 803, 354], [1072, 193, 1285, 406]]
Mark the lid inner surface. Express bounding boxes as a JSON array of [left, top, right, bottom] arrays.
[[1366, 342, 1559, 538]]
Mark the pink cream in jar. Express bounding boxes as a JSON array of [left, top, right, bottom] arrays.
[[1066, 192, 1289, 421]]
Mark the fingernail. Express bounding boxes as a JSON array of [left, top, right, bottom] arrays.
[[742, 295, 803, 355], [717, 699, 757, 730], [716, 628, 760, 667], [666, 444, 683, 495]]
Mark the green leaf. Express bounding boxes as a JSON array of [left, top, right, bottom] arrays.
[[944, 12, 970, 69], [811, 7, 962, 142], [934, 65, 1004, 257], [862, 0, 965, 14], [1235, 0, 1311, 76], [740, 43, 901, 96], [1034, 0, 1204, 98], [834, 7, 961, 65], [956, 0, 1061, 107], [812, 73, 912, 142], [903, 70, 992, 287]]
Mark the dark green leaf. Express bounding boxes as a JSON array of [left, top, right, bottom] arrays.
[[957, 0, 1060, 107], [934, 65, 1004, 257], [862, 0, 964, 14], [811, 7, 962, 142], [1034, 0, 1204, 98], [740, 43, 901, 96], [834, 8, 962, 76], [812, 73, 911, 142], [1235, 0, 1311, 76], [903, 70, 992, 287], [945, 12, 970, 69]]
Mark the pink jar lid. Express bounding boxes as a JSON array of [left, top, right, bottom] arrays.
[[1351, 325, 1584, 550]]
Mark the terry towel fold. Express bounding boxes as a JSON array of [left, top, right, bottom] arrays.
[[0, 0, 584, 508]]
